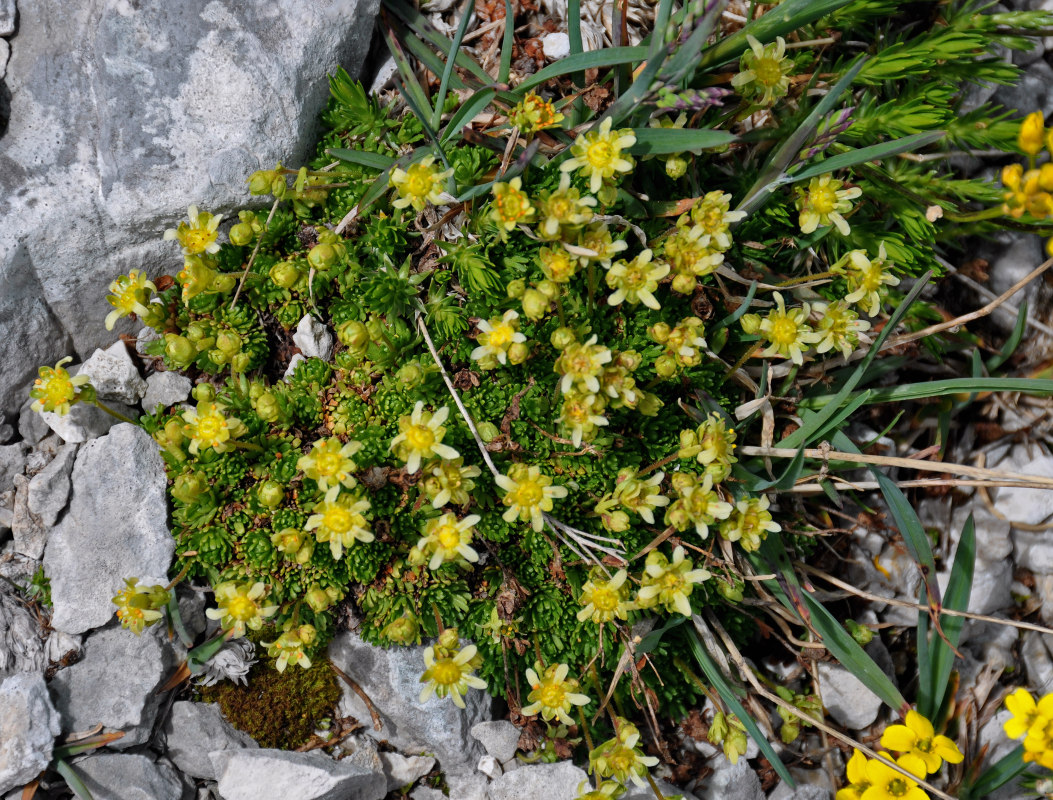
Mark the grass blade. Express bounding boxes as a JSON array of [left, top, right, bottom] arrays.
[[441, 89, 498, 144], [432, 5, 476, 131], [628, 127, 737, 155], [54, 759, 94, 800], [799, 377, 1053, 409], [988, 300, 1028, 372], [500, 0, 514, 86], [327, 148, 396, 170], [383, 23, 433, 122], [382, 0, 491, 84], [782, 132, 946, 185], [517, 47, 649, 95], [962, 745, 1029, 800]]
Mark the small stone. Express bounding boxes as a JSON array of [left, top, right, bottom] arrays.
[[624, 780, 699, 800], [136, 327, 162, 356], [142, 372, 193, 412], [342, 735, 382, 774], [80, 342, 147, 406], [816, 662, 883, 731], [73, 753, 186, 800], [0, 0, 14, 37], [486, 761, 587, 800], [284, 353, 305, 381], [44, 630, 82, 667], [17, 399, 49, 447], [444, 769, 489, 800], [40, 400, 129, 444], [210, 749, 386, 800], [27, 443, 77, 527], [470, 720, 521, 763], [49, 625, 174, 748], [477, 754, 502, 779], [11, 474, 45, 560], [0, 591, 46, 677], [0, 673, 61, 795], [766, 783, 832, 800], [293, 315, 334, 362], [542, 32, 571, 60], [163, 701, 259, 780], [1023, 632, 1053, 691], [0, 444, 27, 495], [411, 788, 445, 800], [696, 759, 764, 800], [995, 447, 1053, 526], [380, 752, 435, 792]]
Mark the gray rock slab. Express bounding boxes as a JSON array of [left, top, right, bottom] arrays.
[[11, 474, 45, 560], [40, 399, 130, 444], [444, 769, 488, 800], [17, 399, 50, 446], [329, 632, 492, 772], [44, 423, 172, 634], [74, 753, 186, 800], [624, 780, 699, 800], [210, 749, 386, 800], [816, 662, 883, 731], [49, 624, 173, 748], [0, 0, 14, 36], [27, 443, 76, 527], [143, 371, 193, 412], [380, 752, 434, 793], [487, 761, 587, 800], [0, 444, 26, 495], [0, 0, 381, 419], [470, 720, 520, 763], [767, 784, 831, 800], [0, 591, 46, 677], [0, 673, 61, 795], [163, 701, 258, 780], [696, 760, 764, 800], [995, 448, 1053, 526], [80, 342, 147, 406]]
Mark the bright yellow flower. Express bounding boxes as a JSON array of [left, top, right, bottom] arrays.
[[491, 176, 536, 232], [305, 485, 374, 559], [522, 662, 591, 725], [554, 334, 613, 395], [836, 749, 872, 800], [390, 401, 460, 474], [105, 269, 157, 330], [605, 249, 670, 310], [1020, 110, 1045, 156], [577, 567, 632, 624], [1004, 688, 1040, 739], [472, 310, 527, 367], [756, 292, 822, 365], [832, 244, 901, 317], [30, 357, 92, 416], [205, 581, 278, 639], [880, 709, 963, 777], [419, 629, 487, 709], [182, 402, 245, 455], [112, 577, 168, 635], [416, 512, 481, 570], [636, 546, 710, 616], [390, 156, 453, 212], [535, 173, 596, 239], [561, 117, 637, 194], [686, 190, 747, 251], [509, 91, 565, 135], [496, 463, 568, 531], [590, 718, 659, 788], [539, 245, 580, 283], [732, 35, 794, 106], [860, 755, 929, 800], [164, 205, 223, 256], [719, 495, 781, 552], [297, 437, 362, 490], [796, 174, 861, 236], [421, 457, 482, 508]]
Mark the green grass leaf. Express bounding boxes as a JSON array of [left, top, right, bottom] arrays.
[[382, 0, 491, 85], [799, 377, 1053, 409], [782, 132, 946, 184], [55, 759, 94, 800], [961, 745, 1029, 800], [516, 47, 649, 95], [327, 148, 396, 170], [988, 300, 1029, 372], [431, 6, 476, 131], [441, 89, 498, 144], [627, 127, 737, 155]]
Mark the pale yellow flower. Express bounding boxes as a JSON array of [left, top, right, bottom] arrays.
[[795, 175, 861, 236], [390, 156, 452, 212], [491, 177, 535, 232], [577, 568, 632, 624], [305, 485, 374, 559], [105, 270, 156, 330], [756, 292, 822, 365], [731, 35, 794, 106], [421, 457, 482, 508], [29, 357, 91, 416], [606, 249, 670, 310], [521, 663, 591, 725], [419, 630, 487, 709], [297, 437, 362, 490], [496, 463, 568, 531], [163, 205, 223, 256], [556, 390, 608, 447], [416, 512, 481, 570], [472, 310, 527, 367], [535, 173, 596, 239], [205, 581, 278, 638], [561, 117, 637, 194], [832, 243, 901, 317], [636, 546, 710, 616], [390, 401, 460, 474], [554, 335, 613, 395]]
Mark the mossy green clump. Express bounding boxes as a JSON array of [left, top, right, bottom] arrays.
[[197, 658, 342, 749]]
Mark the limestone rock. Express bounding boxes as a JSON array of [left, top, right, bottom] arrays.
[[0, 0, 14, 37], [210, 749, 386, 800], [0, 591, 46, 677], [293, 315, 334, 361], [17, 398, 49, 446], [696, 759, 764, 800], [142, 371, 193, 412], [40, 400, 129, 444], [329, 632, 492, 771], [74, 753, 186, 800], [79, 342, 147, 406], [49, 625, 173, 748], [27, 443, 77, 527], [0, 673, 61, 795], [816, 662, 883, 731], [0, 444, 26, 495], [11, 474, 45, 559], [380, 752, 435, 793], [470, 720, 521, 763], [44, 423, 172, 634], [163, 701, 258, 780], [542, 32, 571, 60], [487, 761, 588, 800]]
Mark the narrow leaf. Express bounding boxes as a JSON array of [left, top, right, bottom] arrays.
[[382, 0, 491, 84], [441, 89, 497, 144], [784, 131, 946, 184], [799, 377, 1053, 409], [628, 127, 737, 155], [517, 47, 649, 95], [988, 300, 1028, 371], [962, 745, 1029, 800], [431, 5, 476, 131], [327, 148, 396, 170], [500, 0, 514, 86], [54, 759, 94, 800]]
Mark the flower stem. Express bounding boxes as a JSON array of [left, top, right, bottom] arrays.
[[646, 772, 667, 800], [638, 451, 679, 477], [92, 400, 139, 426], [776, 270, 836, 288]]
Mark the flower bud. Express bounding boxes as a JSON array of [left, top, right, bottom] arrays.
[[397, 362, 424, 388], [382, 614, 420, 644], [270, 260, 301, 289], [521, 288, 549, 320], [654, 354, 678, 378], [164, 334, 196, 367], [649, 322, 671, 343], [1020, 110, 1045, 157], [216, 332, 242, 356], [271, 527, 304, 555], [248, 169, 279, 195], [297, 624, 318, 646], [257, 480, 284, 508], [716, 577, 743, 603], [507, 341, 530, 365], [307, 243, 337, 271], [230, 352, 252, 373], [477, 421, 500, 442], [672, 273, 697, 294], [192, 383, 216, 403], [638, 391, 662, 416], [536, 279, 559, 300], [305, 585, 331, 612], [296, 539, 315, 564], [665, 155, 688, 180], [507, 279, 527, 299], [337, 320, 369, 350], [172, 471, 207, 503], [229, 222, 255, 247], [615, 350, 642, 371], [739, 313, 761, 336], [550, 327, 576, 350], [708, 711, 729, 744], [254, 391, 280, 423], [140, 303, 167, 329], [163, 418, 185, 446]]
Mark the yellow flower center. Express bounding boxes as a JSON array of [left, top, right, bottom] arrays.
[[661, 572, 683, 592], [699, 207, 723, 233], [607, 746, 636, 774], [43, 376, 74, 405], [539, 683, 566, 708], [591, 585, 618, 612], [117, 285, 139, 312], [622, 264, 647, 290], [916, 737, 932, 753], [315, 451, 343, 476], [513, 480, 544, 507], [551, 197, 572, 219], [886, 778, 909, 797], [227, 595, 257, 621], [183, 229, 216, 254], [496, 192, 527, 221], [754, 57, 784, 87], [436, 523, 462, 551], [430, 658, 464, 687], [587, 140, 615, 169], [405, 167, 433, 197], [861, 264, 884, 292], [405, 424, 436, 452], [810, 186, 839, 215], [196, 413, 226, 442], [769, 317, 799, 346], [323, 505, 353, 533], [486, 324, 515, 349]]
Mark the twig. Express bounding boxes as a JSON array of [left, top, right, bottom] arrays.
[[787, 477, 1053, 493], [330, 662, 384, 731], [938, 255, 1053, 339], [231, 197, 281, 309]]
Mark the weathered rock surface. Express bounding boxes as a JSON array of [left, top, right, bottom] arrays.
[[27, 443, 76, 527], [10, 474, 45, 559], [329, 632, 492, 771], [143, 371, 193, 411], [0, 0, 382, 419], [74, 753, 187, 800], [44, 423, 172, 634], [40, 400, 128, 444], [487, 761, 587, 800], [696, 759, 764, 800], [0, 444, 26, 495], [162, 701, 258, 780], [470, 720, 521, 764], [380, 752, 435, 793], [293, 315, 334, 361], [49, 625, 173, 748], [816, 662, 883, 731], [0, 672, 61, 795], [210, 749, 386, 800], [79, 342, 147, 406], [0, 591, 46, 677]]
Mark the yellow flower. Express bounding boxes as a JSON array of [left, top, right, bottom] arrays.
[[663, 225, 724, 293], [390, 156, 453, 212], [1020, 110, 1046, 156], [832, 244, 901, 317], [561, 117, 637, 194], [29, 357, 92, 416], [576, 567, 632, 624], [535, 173, 596, 239], [554, 335, 613, 395], [678, 412, 738, 483], [813, 300, 872, 358], [496, 463, 568, 531], [575, 779, 626, 800], [612, 468, 669, 524], [836, 749, 872, 800], [880, 709, 963, 777], [182, 402, 245, 455], [163, 204, 224, 256], [686, 190, 747, 251], [732, 35, 794, 106], [390, 401, 460, 474], [419, 629, 487, 709], [509, 91, 565, 135], [1024, 709, 1053, 769], [590, 718, 659, 788], [297, 437, 362, 490], [1004, 688, 1040, 739], [472, 310, 527, 367], [665, 472, 734, 538], [421, 457, 482, 508], [491, 177, 536, 232], [605, 249, 670, 310], [416, 512, 481, 570], [756, 292, 822, 365], [522, 662, 591, 725], [556, 390, 609, 447], [636, 546, 710, 616], [796, 174, 861, 236], [860, 755, 929, 800], [305, 485, 375, 559], [653, 316, 708, 369], [205, 581, 278, 638], [719, 495, 781, 552], [105, 269, 157, 330], [112, 577, 168, 635], [539, 245, 581, 283], [573, 222, 629, 268], [264, 624, 315, 672]]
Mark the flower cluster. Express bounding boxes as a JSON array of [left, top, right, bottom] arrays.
[[112, 578, 170, 635], [590, 718, 659, 787], [1004, 687, 1053, 768]]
